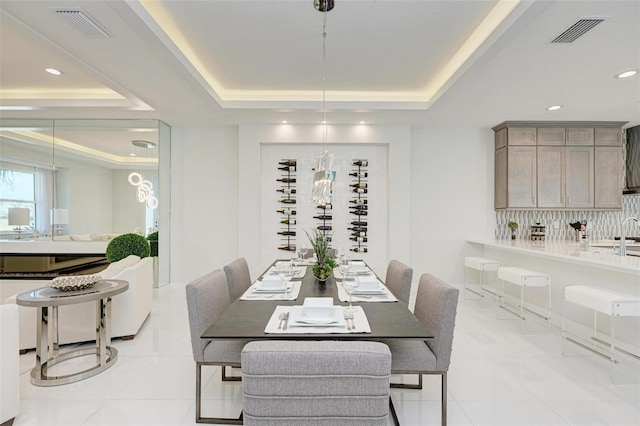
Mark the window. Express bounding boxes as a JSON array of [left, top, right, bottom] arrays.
[[0, 167, 36, 233]]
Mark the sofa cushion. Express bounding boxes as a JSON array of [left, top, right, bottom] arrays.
[[101, 255, 140, 279]]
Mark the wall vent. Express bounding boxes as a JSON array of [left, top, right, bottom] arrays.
[[551, 18, 604, 43], [56, 9, 111, 39]]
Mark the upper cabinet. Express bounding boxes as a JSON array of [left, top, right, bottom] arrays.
[[493, 121, 626, 210]]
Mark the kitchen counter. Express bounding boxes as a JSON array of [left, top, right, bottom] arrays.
[[467, 238, 640, 275]]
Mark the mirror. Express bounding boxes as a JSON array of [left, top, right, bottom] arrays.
[[0, 118, 170, 285]]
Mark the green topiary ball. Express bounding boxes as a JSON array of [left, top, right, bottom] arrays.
[[106, 233, 150, 263]]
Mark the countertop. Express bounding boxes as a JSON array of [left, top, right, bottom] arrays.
[[0, 240, 109, 255], [467, 238, 640, 275]]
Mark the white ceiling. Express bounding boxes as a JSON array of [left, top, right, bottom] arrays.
[[0, 0, 639, 129]]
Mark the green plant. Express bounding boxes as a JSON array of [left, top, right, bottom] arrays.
[[147, 231, 159, 257], [305, 229, 334, 280], [507, 221, 519, 231], [106, 233, 150, 263]]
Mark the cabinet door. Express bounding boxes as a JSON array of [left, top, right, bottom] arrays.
[[595, 147, 622, 208], [537, 128, 565, 145], [507, 146, 537, 208], [495, 147, 507, 209], [595, 128, 622, 146], [566, 147, 594, 208], [507, 127, 537, 145], [537, 146, 565, 207], [566, 128, 594, 146]]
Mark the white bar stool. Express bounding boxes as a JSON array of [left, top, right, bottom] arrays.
[[563, 285, 640, 365], [497, 266, 551, 330], [463, 257, 502, 301]]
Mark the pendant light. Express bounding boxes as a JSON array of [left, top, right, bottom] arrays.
[[128, 140, 158, 210]]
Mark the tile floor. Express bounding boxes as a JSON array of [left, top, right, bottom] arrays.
[[13, 281, 640, 425]]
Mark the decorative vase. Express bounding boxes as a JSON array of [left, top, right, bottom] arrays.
[[511, 231, 516, 240]]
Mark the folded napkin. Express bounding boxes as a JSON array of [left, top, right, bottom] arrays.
[[337, 281, 397, 303], [265, 305, 371, 334], [334, 268, 374, 280], [239, 281, 301, 301]]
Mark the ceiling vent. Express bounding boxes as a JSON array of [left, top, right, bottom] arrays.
[[551, 18, 604, 43], [56, 9, 111, 39]]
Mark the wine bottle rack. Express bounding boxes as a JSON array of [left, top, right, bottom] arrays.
[[314, 202, 332, 242], [349, 159, 368, 254], [276, 159, 297, 252]]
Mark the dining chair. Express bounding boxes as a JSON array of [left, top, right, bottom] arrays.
[[386, 273, 459, 426], [385, 259, 413, 305], [241, 340, 393, 426], [185, 268, 248, 424], [223, 257, 252, 303]]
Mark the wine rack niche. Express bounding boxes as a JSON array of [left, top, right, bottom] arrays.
[[314, 202, 333, 241], [276, 159, 297, 253], [349, 159, 368, 254]]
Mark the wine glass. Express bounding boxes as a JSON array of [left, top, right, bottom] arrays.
[[343, 270, 359, 313], [339, 255, 351, 278], [278, 262, 293, 292], [300, 242, 309, 262]]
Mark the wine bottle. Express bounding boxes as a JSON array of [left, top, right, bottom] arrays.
[[350, 247, 368, 253], [277, 231, 296, 236], [352, 188, 368, 194], [278, 245, 296, 252], [348, 226, 367, 232], [317, 204, 332, 210], [278, 160, 297, 166], [350, 183, 367, 189], [276, 178, 296, 183], [313, 215, 332, 220], [278, 165, 296, 172], [351, 231, 366, 237], [276, 209, 296, 215], [350, 210, 368, 216], [278, 198, 296, 204], [317, 225, 332, 231], [349, 199, 368, 205], [276, 188, 296, 194], [352, 160, 368, 167], [351, 221, 367, 226], [349, 171, 368, 178], [280, 219, 296, 225], [350, 237, 368, 243], [349, 205, 367, 210]]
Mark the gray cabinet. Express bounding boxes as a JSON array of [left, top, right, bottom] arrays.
[[493, 121, 626, 210]]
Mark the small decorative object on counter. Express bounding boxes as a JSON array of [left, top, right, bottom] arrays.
[[569, 220, 587, 241], [530, 222, 545, 241], [508, 221, 518, 240]]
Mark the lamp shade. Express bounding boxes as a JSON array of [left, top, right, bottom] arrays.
[[8, 207, 30, 226], [51, 208, 70, 225]]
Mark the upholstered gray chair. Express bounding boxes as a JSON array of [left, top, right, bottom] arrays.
[[386, 273, 459, 426], [185, 269, 248, 424], [223, 258, 252, 303], [385, 259, 413, 305], [241, 340, 392, 426]]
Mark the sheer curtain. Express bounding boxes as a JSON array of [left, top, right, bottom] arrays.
[[35, 167, 54, 235]]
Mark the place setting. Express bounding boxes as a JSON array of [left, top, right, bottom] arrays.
[[264, 297, 371, 334], [240, 262, 301, 301], [335, 261, 397, 303]]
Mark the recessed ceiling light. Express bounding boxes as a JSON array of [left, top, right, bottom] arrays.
[[281, 120, 287, 124], [359, 121, 366, 125], [615, 69, 638, 79], [546, 105, 563, 111], [321, 120, 327, 124], [129, 153, 136, 157], [45, 68, 63, 76]]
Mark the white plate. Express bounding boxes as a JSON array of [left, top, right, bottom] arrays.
[[352, 285, 386, 295], [253, 281, 287, 292], [292, 306, 346, 327]]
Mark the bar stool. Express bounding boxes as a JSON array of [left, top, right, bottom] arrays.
[[563, 285, 640, 366], [497, 266, 551, 330], [463, 257, 502, 302]]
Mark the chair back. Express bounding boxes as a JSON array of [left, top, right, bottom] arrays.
[[385, 259, 413, 305], [241, 340, 391, 425], [185, 269, 231, 362], [223, 258, 252, 302], [413, 273, 459, 372]]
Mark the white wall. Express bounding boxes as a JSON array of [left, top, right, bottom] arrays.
[[170, 126, 239, 283]]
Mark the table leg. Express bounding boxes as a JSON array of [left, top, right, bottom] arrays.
[[96, 298, 107, 366], [35, 306, 49, 380], [51, 306, 59, 358]]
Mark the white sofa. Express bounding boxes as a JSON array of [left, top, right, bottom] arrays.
[[0, 304, 19, 426], [5, 255, 153, 351]]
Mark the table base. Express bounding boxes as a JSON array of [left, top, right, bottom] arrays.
[[30, 346, 118, 386]]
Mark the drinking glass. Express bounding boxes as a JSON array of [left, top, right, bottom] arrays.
[[300, 242, 309, 261], [339, 255, 351, 277], [343, 270, 358, 313], [278, 262, 293, 292]]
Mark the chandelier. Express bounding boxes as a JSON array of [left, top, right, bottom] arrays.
[[311, 0, 336, 205], [127, 140, 158, 210]]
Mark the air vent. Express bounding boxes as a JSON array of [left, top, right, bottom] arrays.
[[551, 18, 604, 43], [56, 9, 111, 39]]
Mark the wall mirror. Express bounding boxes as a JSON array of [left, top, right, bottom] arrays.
[[0, 118, 171, 285]]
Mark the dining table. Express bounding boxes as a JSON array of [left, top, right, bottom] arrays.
[[202, 260, 432, 341]]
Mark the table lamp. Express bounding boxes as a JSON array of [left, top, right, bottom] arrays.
[[8, 207, 30, 239]]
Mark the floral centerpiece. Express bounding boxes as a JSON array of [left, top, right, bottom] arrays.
[[305, 229, 336, 282]]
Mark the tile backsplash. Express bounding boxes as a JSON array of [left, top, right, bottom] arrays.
[[495, 194, 640, 240]]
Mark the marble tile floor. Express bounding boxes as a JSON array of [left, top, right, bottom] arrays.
[[13, 281, 640, 426]]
